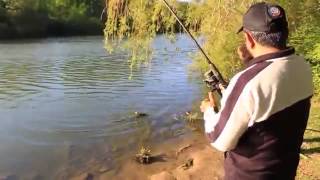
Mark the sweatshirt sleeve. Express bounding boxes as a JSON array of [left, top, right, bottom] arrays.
[[204, 70, 255, 152], [203, 107, 219, 133]]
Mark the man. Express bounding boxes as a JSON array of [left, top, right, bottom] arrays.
[[200, 2, 313, 180]]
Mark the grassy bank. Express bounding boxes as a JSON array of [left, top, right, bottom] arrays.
[[297, 103, 320, 179]]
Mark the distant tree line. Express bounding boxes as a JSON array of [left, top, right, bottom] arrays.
[[0, 0, 105, 39]]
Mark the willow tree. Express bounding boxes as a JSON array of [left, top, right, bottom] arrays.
[[104, 0, 184, 76], [104, 0, 257, 79], [104, 0, 320, 84]]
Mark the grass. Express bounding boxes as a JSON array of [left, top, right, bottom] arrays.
[[297, 103, 320, 180]]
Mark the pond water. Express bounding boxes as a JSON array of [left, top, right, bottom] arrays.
[[0, 35, 203, 179]]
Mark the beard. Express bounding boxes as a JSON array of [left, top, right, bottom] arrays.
[[239, 45, 253, 65]]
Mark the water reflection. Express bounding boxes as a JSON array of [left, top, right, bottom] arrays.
[[0, 35, 202, 178]]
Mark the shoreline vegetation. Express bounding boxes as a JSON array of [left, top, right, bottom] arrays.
[[1, 1, 319, 99], [103, 0, 320, 99], [0, 0, 104, 39]]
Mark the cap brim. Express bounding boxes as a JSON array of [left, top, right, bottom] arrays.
[[237, 27, 244, 34]]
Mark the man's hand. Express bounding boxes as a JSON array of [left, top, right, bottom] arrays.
[[200, 99, 211, 113], [200, 92, 216, 113], [218, 83, 226, 94]]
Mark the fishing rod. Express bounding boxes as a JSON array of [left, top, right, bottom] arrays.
[[161, 0, 227, 95]]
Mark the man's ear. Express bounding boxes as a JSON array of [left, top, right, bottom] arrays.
[[244, 31, 255, 49]]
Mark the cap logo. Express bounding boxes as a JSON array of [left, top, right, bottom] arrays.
[[268, 6, 281, 18]]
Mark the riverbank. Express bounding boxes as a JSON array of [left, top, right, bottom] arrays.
[[62, 106, 320, 180], [66, 133, 224, 180], [0, 104, 319, 180], [65, 104, 320, 180]]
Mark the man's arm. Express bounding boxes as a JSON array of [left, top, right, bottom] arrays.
[[202, 73, 255, 152], [201, 44, 257, 152]]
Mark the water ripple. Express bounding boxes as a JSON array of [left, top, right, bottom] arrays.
[[0, 35, 202, 178]]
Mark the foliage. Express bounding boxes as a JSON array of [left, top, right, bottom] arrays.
[[3, 0, 318, 96], [0, 0, 104, 38], [104, 0, 185, 74], [286, 0, 320, 98], [185, 0, 255, 78], [103, 0, 256, 79], [292, 24, 320, 98], [104, 0, 320, 98]]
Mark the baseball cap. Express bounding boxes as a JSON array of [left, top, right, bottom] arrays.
[[237, 2, 288, 34]]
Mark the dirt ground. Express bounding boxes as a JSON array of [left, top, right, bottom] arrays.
[[68, 104, 320, 180], [297, 104, 320, 180], [94, 134, 224, 180]]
